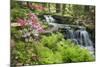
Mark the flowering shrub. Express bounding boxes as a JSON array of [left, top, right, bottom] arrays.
[[14, 13, 45, 43], [28, 13, 45, 32], [28, 3, 46, 11], [17, 13, 44, 33], [17, 18, 26, 27]]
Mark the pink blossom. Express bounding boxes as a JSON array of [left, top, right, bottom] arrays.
[[28, 13, 45, 32], [17, 13, 45, 33], [30, 5, 46, 10], [17, 18, 26, 27]]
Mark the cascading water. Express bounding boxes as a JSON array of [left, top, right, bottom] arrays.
[[44, 15, 59, 31], [74, 27, 94, 52], [43, 15, 94, 53], [64, 27, 94, 53], [64, 27, 74, 39], [44, 15, 55, 23], [74, 27, 92, 46], [64, 27, 79, 45]]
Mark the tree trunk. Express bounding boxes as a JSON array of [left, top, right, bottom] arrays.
[[62, 4, 66, 15], [84, 5, 90, 11], [56, 4, 61, 13], [46, 3, 51, 13]]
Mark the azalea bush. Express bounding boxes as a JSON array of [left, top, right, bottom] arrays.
[[11, 12, 46, 43]]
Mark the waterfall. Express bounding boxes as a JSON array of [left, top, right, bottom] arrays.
[[64, 27, 94, 52], [44, 15, 59, 31], [74, 27, 93, 46], [43, 15, 94, 52], [64, 27, 74, 39], [74, 27, 94, 52], [44, 15, 55, 23]]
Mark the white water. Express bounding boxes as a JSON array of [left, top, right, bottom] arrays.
[[44, 15, 94, 53]]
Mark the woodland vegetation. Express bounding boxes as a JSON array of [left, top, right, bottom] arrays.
[[11, 0, 95, 66]]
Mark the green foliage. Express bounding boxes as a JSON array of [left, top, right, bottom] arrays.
[[55, 39, 94, 63], [11, 27, 22, 40], [12, 33, 94, 65], [11, 1, 95, 66], [36, 46, 54, 64], [38, 34, 94, 63], [11, 41, 39, 65], [11, 7, 30, 22], [41, 33, 63, 49], [60, 46, 94, 62], [35, 44, 63, 64], [53, 51, 63, 63], [71, 5, 85, 17]]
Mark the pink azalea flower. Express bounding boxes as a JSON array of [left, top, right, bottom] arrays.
[[28, 13, 45, 32], [32, 5, 46, 11], [17, 18, 26, 27]]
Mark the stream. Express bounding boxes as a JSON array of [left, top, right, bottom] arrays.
[[44, 15, 95, 55]]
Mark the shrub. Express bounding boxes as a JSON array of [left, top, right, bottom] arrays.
[[11, 6, 31, 22], [11, 41, 39, 66], [36, 46, 54, 64], [56, 39, 94, 63], [11, 33, 95, 66], [36, 44, 63, 64], [39, 33, 94, 63], [40, 33, 63, 49]]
